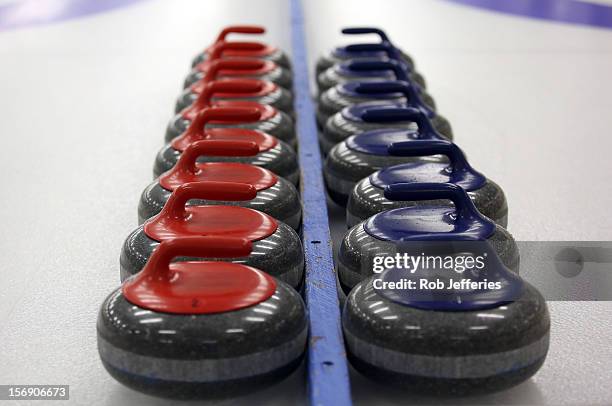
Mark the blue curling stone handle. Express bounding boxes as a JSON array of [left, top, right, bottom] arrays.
[[339, 81, 405, 100], [370, 140, 487, 191], [346, 128, 430, 155], [364, 183, 496, 241], [340, 81, 433, 117], [374, 240, 524, 311]]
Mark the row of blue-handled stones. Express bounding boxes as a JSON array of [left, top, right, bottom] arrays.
[[316, 27, 550, 397], [96, 26, 309, 400]]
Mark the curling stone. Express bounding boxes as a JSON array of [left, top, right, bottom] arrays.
[[324, 107, 451, 206], [144, 141, 301, 228], [176, 61, 293, 115], [316, 71, 437, 128], [186, 44, 292, 91], [191, 25, 291, 69], [347, 140, 508, 228], [155, 107, 299, 184], [123, 181, 304, 288], [322, 99, 452, 155], [317, 55, 425, 95], [100, 236, 307, 399], [166, 84, 295, 146], [316, 27, 414, 75], [343, 238, 549, 395], [337, 183, 519, 295]]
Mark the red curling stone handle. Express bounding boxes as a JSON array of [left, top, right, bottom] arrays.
[[160, 181, 258, 221], [181, 105, 262, 141], [141, 236, 253, 278], [122, 236, 277, 315], [216, 25, 265, 41], [202, 59, 267, 82], [194, 77, 266, 109], [175, 139, 259, 174], [209, 40, 265, 60]]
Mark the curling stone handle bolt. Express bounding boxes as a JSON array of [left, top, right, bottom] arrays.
[[341, 27, 389, 41], [216, 25, 265, 41]]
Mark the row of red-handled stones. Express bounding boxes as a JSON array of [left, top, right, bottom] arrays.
[[97, 26, 309, 400]]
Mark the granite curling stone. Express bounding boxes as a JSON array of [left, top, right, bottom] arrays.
[[144, 141, 301, 228], [166, 84, 295, 146], [321, 97, 452, 155], [124, 181, 304, 288], [316, 27, 414, 75], [155, 107, 299, 184], [337, 183, 519, 295], [176, 60, 294, 115], [100, 236, 307, 399], [346, 139, 508, 228], [342, 238, 549, 395], [186, 42, 292, 91], [191, 25, 291, 69], [324, 107, 451, 206]]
